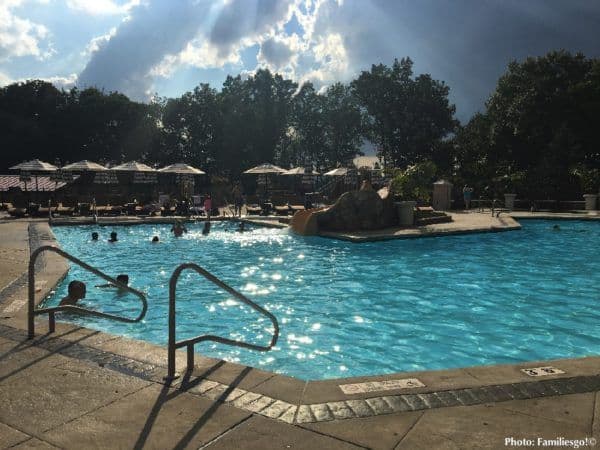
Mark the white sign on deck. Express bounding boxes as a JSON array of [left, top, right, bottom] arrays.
[[339, 378, 425, 394], [521, 366, 565, 377]]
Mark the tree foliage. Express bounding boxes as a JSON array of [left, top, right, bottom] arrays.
[[352, 57, 458, 168], [454, 50, 600, 198]]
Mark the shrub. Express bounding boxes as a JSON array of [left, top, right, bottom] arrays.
[[390, 161, 437, 202]]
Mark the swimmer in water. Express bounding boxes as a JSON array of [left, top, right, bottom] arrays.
[[171, 221, 187, 237], [151, 236, 159, 242], [202, 221, 211, 235], [96, 274, 129, 289], [59, 280, 86, 306]]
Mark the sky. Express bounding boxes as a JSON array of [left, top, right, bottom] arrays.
[[1, 0, 599, 123]]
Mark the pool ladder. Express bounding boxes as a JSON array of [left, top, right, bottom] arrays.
[[27, 245, 148, 339], [26, 247, 279, 380], [166, 263, 279, 380]]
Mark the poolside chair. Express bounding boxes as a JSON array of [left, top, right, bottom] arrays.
[[274, 205, 290, 216], [56, 203, 74, 216], [77, 203, 91, 216], [95, 205, 111, 216], [7, 205, 26, 217], [190, 195, 205, 216], [246, 204, 262, 215]]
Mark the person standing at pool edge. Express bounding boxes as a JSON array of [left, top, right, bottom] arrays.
[[204, 194, 212, 221], [463, 185, 474, 210]]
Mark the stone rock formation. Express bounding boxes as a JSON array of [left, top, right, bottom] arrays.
[[290, 187, 397, 235]]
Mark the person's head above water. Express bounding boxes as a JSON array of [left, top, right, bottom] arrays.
[[109, 231, 118, 242], [116, 274, 129, 285], [91, 232, 99, 241], [68, 280, 86, 300], [152, 236, 159, 242]]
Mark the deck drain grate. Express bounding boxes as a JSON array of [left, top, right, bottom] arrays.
[[521, 366, 565, 377]]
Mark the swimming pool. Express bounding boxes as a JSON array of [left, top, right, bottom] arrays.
[[44, 220, 600, 380]]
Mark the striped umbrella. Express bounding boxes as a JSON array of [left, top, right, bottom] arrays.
[[158, 163, 205, 174], [61, 160, 107, 171], [113, 161, 157, 184], [10, 159, 58, 192]]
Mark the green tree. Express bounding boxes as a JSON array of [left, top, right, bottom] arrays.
[[352, 58, 457, 168], [484, 50, 600, 198]]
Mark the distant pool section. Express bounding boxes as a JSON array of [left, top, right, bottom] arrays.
[[44, 220, 600, 380]]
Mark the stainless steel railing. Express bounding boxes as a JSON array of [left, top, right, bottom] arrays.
[[28, 245, 148, 339], [167, 263, 279, 379]]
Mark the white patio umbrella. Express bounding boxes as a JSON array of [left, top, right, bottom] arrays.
[[10, 159, 59, 172], [61, 160, 107, 171], [243, 163, 286, 174], [158, 163, 205, 174], [281, 167, 320, 175], [10, 159, 58, 192], [112, 161, 155, 172], [323, 167, 348, 176], [113, 161, 157, 184], [243, 163, 286, 194]]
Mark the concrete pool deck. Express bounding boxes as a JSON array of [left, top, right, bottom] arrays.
[[0, 215, 599, 448]]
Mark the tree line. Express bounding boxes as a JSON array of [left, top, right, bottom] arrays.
[[1, 50, 598, 198]]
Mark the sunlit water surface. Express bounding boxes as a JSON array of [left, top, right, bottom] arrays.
[[44, 220, 600, 380]]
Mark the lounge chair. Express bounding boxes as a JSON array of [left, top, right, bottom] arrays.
[[108, 205, 123, 216], [56, 203, 75, 216], [7, 205, 26, 217], [77, 203, 92, 216], [274, 205, 291, 216], [246, 204, 262, 215], [190, 195, 205, 216], [95, 205, 111, 216]]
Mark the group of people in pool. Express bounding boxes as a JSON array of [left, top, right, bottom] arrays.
[[59, 274, 129, 306], [90, 219, 248, 246]]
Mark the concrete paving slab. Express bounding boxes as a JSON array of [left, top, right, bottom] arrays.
[[0, 341, 70, 381], [182, 360, 277, 392], [302, 411, 423, 450], [203, 415, 366, 449], [0, 421, 31, 449], [0, 356, 150, 434], [42, 383, 251, 449], [9, 437, 59, 449], [499, 392, 595, 428], [250, 373, 307, 404], [463, 356, 600, 386], [396, 400, 591, 450], [301, 367, 480, 404]]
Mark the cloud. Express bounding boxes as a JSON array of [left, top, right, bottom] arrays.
[[72, 0, 600, 118], [257, 33, 300, 70], [210, 0, 295, 58], [66, 0, 141, 16], [0, 0, 53, 61], [0, 71, 77, 89], [81, 27, 117, 56], [78, 0, 212, 99], [0, 71, 13, 86]]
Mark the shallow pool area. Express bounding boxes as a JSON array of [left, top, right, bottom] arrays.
[[44, 220, 600, 380]]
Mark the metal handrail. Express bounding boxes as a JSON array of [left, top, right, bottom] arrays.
[[167, 263, 279, 379], [28, 245, 148, 339]]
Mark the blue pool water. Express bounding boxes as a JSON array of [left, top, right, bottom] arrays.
[[45, 220, 600, 380]]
